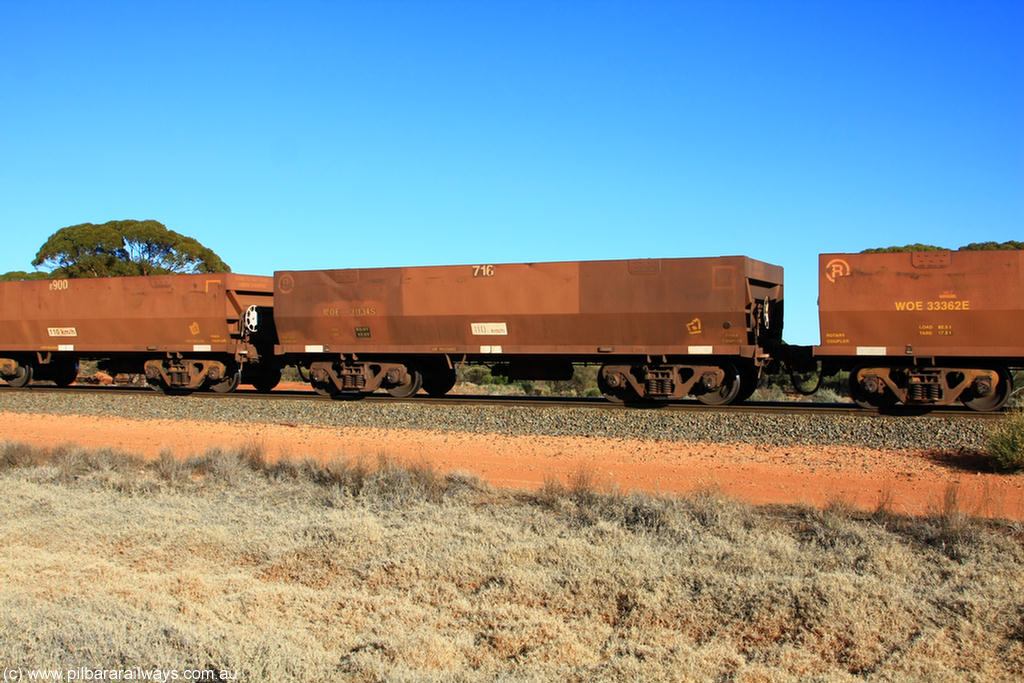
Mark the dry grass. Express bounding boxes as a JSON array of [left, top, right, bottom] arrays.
[[1, 440, 1023, 681], [985, 408, 1024, 471]]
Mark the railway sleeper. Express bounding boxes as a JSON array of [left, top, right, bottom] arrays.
[[853, 366, 1010, 411], [144, 357, 227, 393]]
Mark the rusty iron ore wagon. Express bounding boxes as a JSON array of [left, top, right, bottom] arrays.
[[273, 256, 784, 403], [0, 273, 280, 393], [815, 250, 1023, 410]]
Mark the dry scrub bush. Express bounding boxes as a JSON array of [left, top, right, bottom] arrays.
[[924, 484, 979, 561], [154, 448, 186, 482], [986, 408, 1024, 471], [0, 441, 51, 470], [533, 475, 567, 510], [183, 447, 253, 484]]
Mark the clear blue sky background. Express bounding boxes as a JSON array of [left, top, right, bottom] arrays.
[[1, 1, 1020, 344]]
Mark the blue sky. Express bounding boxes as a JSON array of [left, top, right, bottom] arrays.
[[1, 1, 1020, 344]]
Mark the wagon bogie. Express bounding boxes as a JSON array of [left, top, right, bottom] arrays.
[[849, 364, 1011, 411], [144, 357, 230, 394], [596, 360, 751, 403], [307, 359, 425, 398]]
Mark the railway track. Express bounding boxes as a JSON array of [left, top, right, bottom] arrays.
[[0, 383, 1006, 420]]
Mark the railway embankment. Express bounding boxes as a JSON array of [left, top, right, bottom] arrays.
[[1, 388, 1019, 518]]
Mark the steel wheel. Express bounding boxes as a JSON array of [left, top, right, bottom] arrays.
[[50, 361, 79, 387], [964, 368, 1012, 412], [422, 368, 457, 397], [311, 379, 333, 396], [735, 365, 761, 403], [598, 367, 637, 404], [210, 370, 241, 393], [849, 370, 896, 410], [697, 363, 742, 406], [248, 365, 282, 392], [386, 368, 423, 398], [6, 364, 32, 388]]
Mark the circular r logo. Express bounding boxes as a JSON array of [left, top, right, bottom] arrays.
[[825, 259, 851, 283]]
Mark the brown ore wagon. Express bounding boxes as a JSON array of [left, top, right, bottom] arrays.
[[0, 273, 280, 393], [816, 250, 1023, 410], [274, 256, 784, 403]]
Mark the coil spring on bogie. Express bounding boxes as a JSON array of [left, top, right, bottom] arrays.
[[339, 373, 366, 390], [909, 379, 942, 401], [165, 363, 189, 386], [645, 378, 674, 396]]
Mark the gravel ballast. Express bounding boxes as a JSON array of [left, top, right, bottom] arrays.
[[0, 389, 996, 451]]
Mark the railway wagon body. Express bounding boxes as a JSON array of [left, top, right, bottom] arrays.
[[0, 273, 280, 392], [816, 250, 1023, 410], [274, 256, 784, 402]]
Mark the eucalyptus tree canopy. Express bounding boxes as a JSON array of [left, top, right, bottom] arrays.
[[0, 270, 51, 281], [863, 241, 1023, 253], [30, 220, 230, 277]]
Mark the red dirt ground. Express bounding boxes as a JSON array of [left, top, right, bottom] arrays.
[[4, 402, 1022, 519]]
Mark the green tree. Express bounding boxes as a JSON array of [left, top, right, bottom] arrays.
[[861, 243, 945, 253], [0, 270, 51, 281], [959, 240, 1024, 251], [863, 240, 1022, 254], [29, 220, 230, 278]]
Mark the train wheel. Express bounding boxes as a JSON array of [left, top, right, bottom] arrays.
[[248, 365, 282, 393], [311, 383, 332, 396], [386, 368, 423, 398], [210, 370, 241, 393], [848, 370, 896, 410], [735, 365, 761, 403], [964, 368, 1012, 412], [422, 368, 457, 397], [6, 364, 32, 388], [597, 368, 638, 404], [697, 363, 742, 406], [50, 361, 79, 387]]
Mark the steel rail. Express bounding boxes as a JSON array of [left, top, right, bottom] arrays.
[[0, 383, 1006, 420]]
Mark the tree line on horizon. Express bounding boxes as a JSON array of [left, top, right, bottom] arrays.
[[862, 241, 1023, 253]]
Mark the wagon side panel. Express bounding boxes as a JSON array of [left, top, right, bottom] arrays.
[[0, 274, 273, 354], [816, 250, 1024, 359], [274, 256, 783, 358]]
